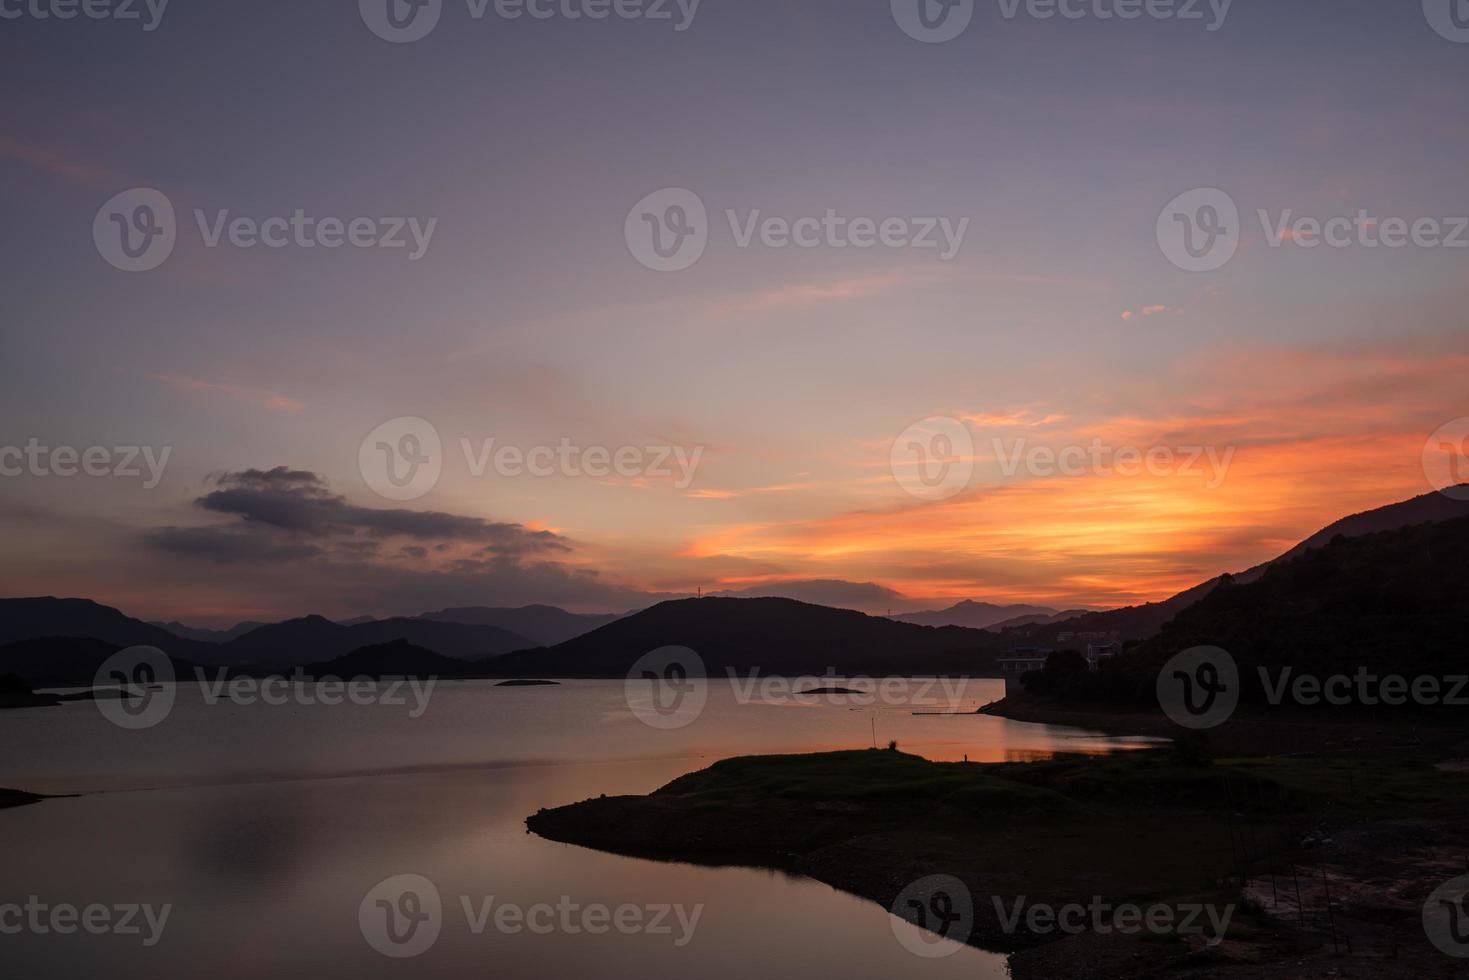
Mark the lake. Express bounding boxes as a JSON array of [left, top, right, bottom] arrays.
[[0, 678, 1155, 978]]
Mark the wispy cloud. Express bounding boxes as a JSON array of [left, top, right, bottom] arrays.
[[0, 136, 115, 188], [151, 374, 305, 412]]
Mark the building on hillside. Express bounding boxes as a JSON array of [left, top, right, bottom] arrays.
[[1085, 640, 1123, 670], [997, 646, 1053, 696]]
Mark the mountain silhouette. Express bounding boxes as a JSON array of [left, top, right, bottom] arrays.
[[219, 616, 533, 666], [893, 600, 1066, 630], [1014, 487, 1469, 643], [0, 635, 198, 688], [487, 597, 992, 677], [1051, 513, 1469, 709], [303, 639, 474, 678], [147, 619, 268, 643], [420, 605, 620, 646], [0, 598, 216, 660]]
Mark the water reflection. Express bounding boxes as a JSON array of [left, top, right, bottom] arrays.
[[0, 679, 1152, 980]]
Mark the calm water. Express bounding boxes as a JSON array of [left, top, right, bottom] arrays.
[[0, 678, 1154, 978]]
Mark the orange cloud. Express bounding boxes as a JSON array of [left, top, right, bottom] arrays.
[[676, 338, 1465, 609]]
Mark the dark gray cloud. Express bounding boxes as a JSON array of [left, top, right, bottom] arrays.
[[130, 468, 939, 618], [142, 526, 324, 564], [192, 468, 567, 552]]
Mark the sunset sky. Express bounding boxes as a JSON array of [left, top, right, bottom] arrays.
[[2, 0, 1466, 625]]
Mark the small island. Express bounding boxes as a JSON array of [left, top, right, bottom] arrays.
[[495, 679, 561, 687], [0, 674, 114, 711], [0, 788, 47, 810]]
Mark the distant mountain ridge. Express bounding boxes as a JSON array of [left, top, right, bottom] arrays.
[[147, 619, 268, 643], [8, 486, 1469, 683], [421, 605, 620, 646], [217, 615, 533, 666], [489, 597, 995, 677], [893, 600, 1071, 630], [0, 598, 216, 659], [0, 598, 536, 674]]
